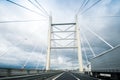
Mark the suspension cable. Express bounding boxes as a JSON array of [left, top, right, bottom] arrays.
[[76, 0, 87, 15], [84, 16, 120, 18], [81, 37, 89, 64], [35, 46, 44, 69], [0, 37, 27, 57], [0, 19, 47, 23], [81, 0, 101, 15], [34, 0, 49, 16], [6, 0, 46, 17], [28, 0, 48, 16], [85, 27, 114, 49], [81, 31, 96, 57], [77, 0, 90, 15], [21, 40, 38, 69]]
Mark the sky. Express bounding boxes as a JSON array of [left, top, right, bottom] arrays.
[[0, 0, 120, 70]]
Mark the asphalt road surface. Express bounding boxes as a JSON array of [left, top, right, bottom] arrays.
[[51, 72, 99, 80]]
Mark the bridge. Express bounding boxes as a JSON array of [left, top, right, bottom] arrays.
[[0, 0, 120, 80]]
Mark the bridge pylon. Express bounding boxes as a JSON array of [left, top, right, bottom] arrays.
[[46, 15, 83, 72]]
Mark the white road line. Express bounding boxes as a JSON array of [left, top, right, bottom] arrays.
[[52, 72, 65, 80], [70, 73, 80, 80]]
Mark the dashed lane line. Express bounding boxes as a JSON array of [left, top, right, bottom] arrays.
[[52, 72, 65, 80], [70, 73, 81, 80]]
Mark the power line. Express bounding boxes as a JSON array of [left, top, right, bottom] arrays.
[[0, 19, 47, 23], [28, 0, 48, 16], [81, 0, 101, 15], [34, 0, 49, 16], [6, 0, 46, 17]]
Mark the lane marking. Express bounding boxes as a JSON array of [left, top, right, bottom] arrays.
[[70, 73, 81, 80], [52, 72, 65, 80]]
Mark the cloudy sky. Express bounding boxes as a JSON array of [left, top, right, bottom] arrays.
[[0, 0, 120, 70]]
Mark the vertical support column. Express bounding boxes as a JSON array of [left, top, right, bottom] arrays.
[[76, 15, 83, 72], [46, 16, 52, 71]]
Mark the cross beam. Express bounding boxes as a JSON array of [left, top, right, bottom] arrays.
[[46, 15, 83, 72]]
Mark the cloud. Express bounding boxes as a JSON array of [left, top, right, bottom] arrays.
[[0, 0, 120, 70]]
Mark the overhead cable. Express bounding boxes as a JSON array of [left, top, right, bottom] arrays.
[[77, 0, 90, 15], [81, 31, 96, 57], [0, 19, 46, 23], [6, 0, 46, 17], [76, 0, 87, 15], [34, 0, 49, 16], [21, 41, 38, 69], [81, 38, 89, 64], [35, 46, 44, 69], [85, 27, 114, 49], [28, 0, 48, 16], [81, 0, 101, 15]]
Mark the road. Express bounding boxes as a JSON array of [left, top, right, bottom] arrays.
[[0, 71, 61, 80], [0, 71, 100, 80], [51, 72, 99, 80]]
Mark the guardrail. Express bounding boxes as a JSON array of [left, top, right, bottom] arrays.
[[0, 72, 62, 80], [0, 68, 45, 77], [0, 68, 63, 80]]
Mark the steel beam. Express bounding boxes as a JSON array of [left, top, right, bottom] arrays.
[[51, 23, 76, 26], [51, 39, 76, 40], [51, 47, 77, 49], [51, 31, 76, 33]]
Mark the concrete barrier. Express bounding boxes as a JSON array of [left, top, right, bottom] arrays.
[[0, 68, 44, 77]]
